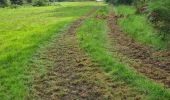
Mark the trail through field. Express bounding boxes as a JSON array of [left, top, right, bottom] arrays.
[[107, 13, 170, 88], [30, 8, 146, 100]]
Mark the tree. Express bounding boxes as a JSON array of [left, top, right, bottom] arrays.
[[105, 0, 134, 5], [10, 0, 25, 5], [27, 0, 32, 3], [0, 0, 11, 7], [33, 0, 49, 6]]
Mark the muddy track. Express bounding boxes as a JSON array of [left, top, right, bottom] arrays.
[[107, 13, 170, 88], [30, 9, 144, 100]]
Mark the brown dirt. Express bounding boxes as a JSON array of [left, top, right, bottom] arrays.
[[107, 13, 170, 88], [29, 10, 145, 100]]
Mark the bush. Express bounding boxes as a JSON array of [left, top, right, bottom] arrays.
[[10, 4, 20, 8], [10, 0, 25, 5], [114, 5, 168, 49], [133, 0, 149, 14], [0, 0, 11, 7], [148, 0, 170, 39], [33, 0, 49, 6], [27, 0, 32, 3], [106, 0, 170, 40], [105, 0, 134, 5]]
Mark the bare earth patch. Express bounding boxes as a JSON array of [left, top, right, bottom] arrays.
[[107, 13, 170, 88]]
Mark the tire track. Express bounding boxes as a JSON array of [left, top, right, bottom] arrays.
[[107, 13, 170, 88], [29, 8, 146, 100]]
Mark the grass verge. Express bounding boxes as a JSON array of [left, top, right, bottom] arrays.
[[113, 5, 168, 49], [77, 6, 170, 99]]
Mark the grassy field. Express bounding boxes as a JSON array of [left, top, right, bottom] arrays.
[[77, 6, 170, 99], [113, 5, 169, 49], [0, 2, 103, 99], [1, 1, 170, 99]]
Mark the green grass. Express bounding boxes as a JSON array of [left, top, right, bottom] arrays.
[[114, 5, 136, 15], [77, 6, 170, 99], [113, 5, 168, 49], [0, 2, 103, 99]]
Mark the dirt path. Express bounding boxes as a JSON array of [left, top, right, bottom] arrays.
[[29, 9, 145, 100], [107, 13, 170, 88]]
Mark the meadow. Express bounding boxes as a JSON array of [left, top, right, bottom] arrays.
[[1, 1, 170, 99], [0, 2, 102, 99]]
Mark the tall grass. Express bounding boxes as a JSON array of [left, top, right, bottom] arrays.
[[0, 2, 102, 99], [114, 5, 168, 49], [114, 5, 135, 15], [77, 6, 170, 99]]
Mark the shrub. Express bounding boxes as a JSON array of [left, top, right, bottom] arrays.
[[105, 0, 134, 5], [27, 0, 32, 3], [0, 0, 11, 7], [148, 0, 170, 39], [133, 0, 149, 14], [10, 0, 25, 5], [33, 0, 49, 6], [10, 4, 20, 8]]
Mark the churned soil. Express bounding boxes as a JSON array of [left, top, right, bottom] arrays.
[[29, 10, 144, 100], [107, 13, 170, 88]]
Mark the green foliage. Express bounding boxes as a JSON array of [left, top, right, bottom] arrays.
[[105, 0, 134, 5], [0, 0, 26, 6], [10, 4, 21, 8], [0, 0, 11, 7], [115, 5, 169, 49], [10, 0, 25, 5], [33, 0, 49, 6], [148, 0, 170, 38], [27, 0, 32, 3], [114, 5, 135, 15], [1, 0, 96, 7]]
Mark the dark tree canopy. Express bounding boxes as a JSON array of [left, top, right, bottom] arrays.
[[0, 0, 11, 6], [105, 0, 135, 5], [10, 0, 25, 5]]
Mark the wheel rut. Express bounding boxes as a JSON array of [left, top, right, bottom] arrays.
[[30, 10, 123, 100], [107, 13, 170, 88]]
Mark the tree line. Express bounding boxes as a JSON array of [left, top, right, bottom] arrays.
[[0, 0, 94, 7], [0, 0, 60, 7]]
